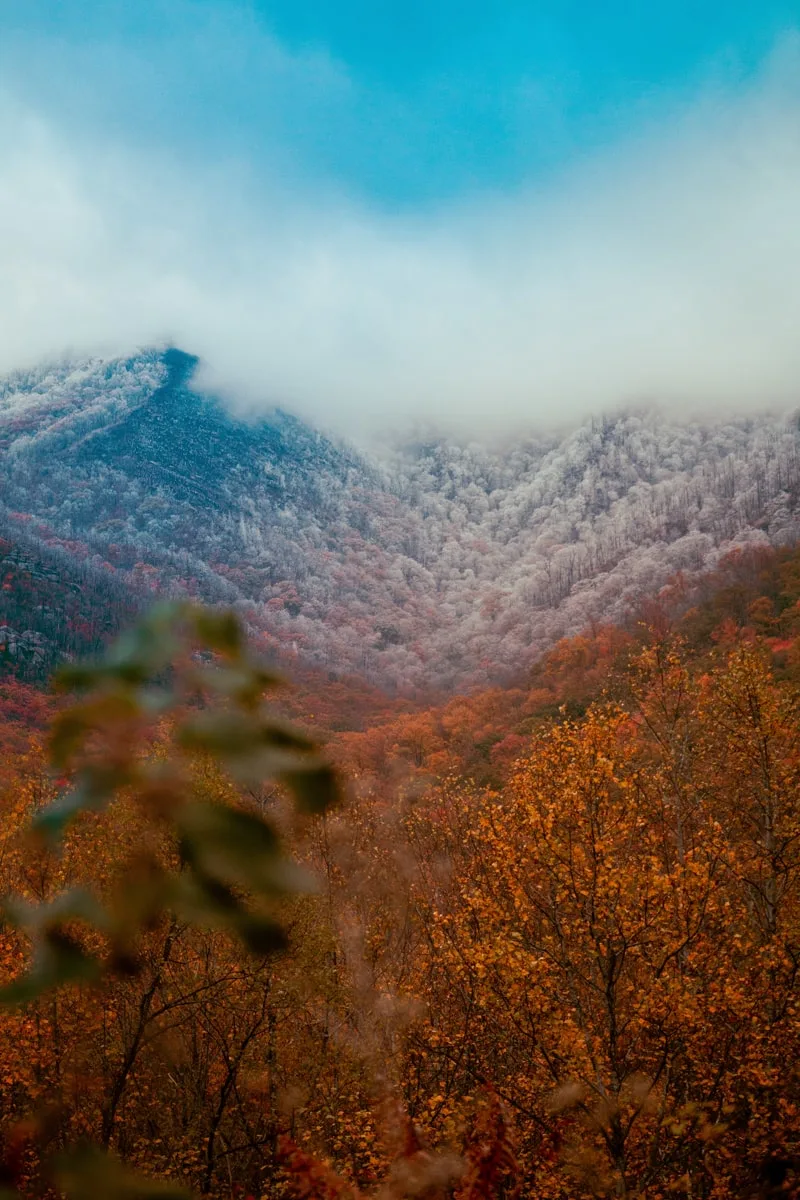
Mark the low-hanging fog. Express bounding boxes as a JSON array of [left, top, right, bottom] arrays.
[[1, 26, 799, 438]]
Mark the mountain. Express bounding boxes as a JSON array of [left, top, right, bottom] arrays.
[[2, 347, 800, 688]]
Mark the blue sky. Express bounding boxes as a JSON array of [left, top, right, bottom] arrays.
[[0, 2, 799, 433], [3, 0, 797, 204]]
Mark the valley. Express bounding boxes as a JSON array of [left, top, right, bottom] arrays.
[[2, 346, 800, 690]]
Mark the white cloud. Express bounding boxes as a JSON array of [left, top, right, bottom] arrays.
[[0, 36, 799, 438]]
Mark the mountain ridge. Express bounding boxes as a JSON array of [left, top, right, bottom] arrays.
[[2, 347, 800, 688]]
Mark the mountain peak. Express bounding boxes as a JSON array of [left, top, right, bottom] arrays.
[[1, 349, 800, 689]]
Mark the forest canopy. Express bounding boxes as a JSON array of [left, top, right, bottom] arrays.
[[2, 548, 800, 1196]]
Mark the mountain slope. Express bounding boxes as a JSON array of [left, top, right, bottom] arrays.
[[2, 347, 800, 688]]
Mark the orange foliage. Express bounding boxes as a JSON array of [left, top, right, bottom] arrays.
[[7, 546, 800, 1195]]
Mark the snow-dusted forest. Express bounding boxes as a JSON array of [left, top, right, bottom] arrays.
[[2, 348, 800, 688]]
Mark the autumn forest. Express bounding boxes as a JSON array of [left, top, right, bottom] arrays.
[[0, 542, 798, 1199]]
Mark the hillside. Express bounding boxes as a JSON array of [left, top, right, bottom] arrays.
[[3, 346, 800, 688], [3, 537, 800, 1198]]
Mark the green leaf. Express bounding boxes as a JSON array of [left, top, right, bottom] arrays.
[[0, 931, 101, 1006], [178, 711, 316, 761], [168, 873, 290, 957], [177, 712, 262, 757], [48, 709, 92, 769], [32, 787, 94, 846], [102, 600, 187, 682], [33, 766, 128, 844], [236, 913, 289, 956], [0, 891, 106, 1005], [53, 663, 104, 693], [106, 867, 173, 937], [191, 609, 244, 656], [281, 764, 341, 815], [191, 665, 281, 706], [260, 719, 317, 752], [168, 871, 242, 925], [177, 803, 284, 894], [54, 1146, 192, 1199], [223, 747, 315, 790], [49, 695, 140, 769], [4, 887, 108, 934], [137, 687, 177, 716]]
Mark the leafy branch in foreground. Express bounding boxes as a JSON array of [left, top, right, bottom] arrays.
[[0, 600, 341, 1005], [0, 603, 344, 1196], [0, 603, 524, 1199]]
